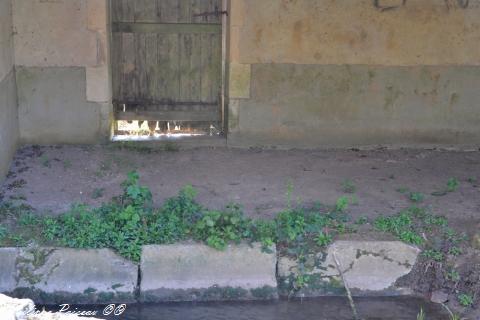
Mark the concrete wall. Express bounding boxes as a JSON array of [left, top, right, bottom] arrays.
[[227, 0, 480, 148], [0, 0, 18, 180], [13, 0, 112, 144], [7, 0, 480, 148]]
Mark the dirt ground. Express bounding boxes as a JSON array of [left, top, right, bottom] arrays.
[[1, 145, 479, 235]]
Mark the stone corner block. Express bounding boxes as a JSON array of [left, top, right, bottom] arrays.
[[10, 247, 138, 304], [278, 240, 420, 297], [140, 242, 278, 302]]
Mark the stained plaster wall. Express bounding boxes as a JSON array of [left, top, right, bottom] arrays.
[[227, 0, 480, 148], [13, 0, 112, 144], [0, 0, 19, 181]]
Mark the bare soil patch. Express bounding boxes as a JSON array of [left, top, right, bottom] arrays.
[[1, 145, 479, 233]]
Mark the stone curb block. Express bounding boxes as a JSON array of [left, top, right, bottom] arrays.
[[1, 247, 137, 304], [140, 243, 278, 302], [278, 241, 420, 297]]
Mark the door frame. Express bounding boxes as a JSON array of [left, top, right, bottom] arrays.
[[107, 0, 230, 137]]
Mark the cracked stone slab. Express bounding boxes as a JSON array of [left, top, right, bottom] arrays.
[[140, 243, 278, 302], [278, 241, 420, 297], [11, 247, 137, 304]]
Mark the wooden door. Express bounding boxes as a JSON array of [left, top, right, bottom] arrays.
[[111, 0, 223, 133]]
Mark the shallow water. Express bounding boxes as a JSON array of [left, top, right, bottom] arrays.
[[41, 296, 449, 320]]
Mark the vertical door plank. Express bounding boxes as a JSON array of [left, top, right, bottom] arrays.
[[111, 33, 123, 99], [179, 34, 192, 102], [210, 33, 222, 104], [134, 0, 158, 23], [199, 33, 212, 102], [159, 0, 180, 23], [135, 33, 147, 100], [145, 33, 158, 102], [189, 33, 202, 103], [122, 33, 136, 102], [158, 33, 181, 103]]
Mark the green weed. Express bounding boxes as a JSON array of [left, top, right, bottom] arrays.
[[40, 155, 51, 168], [315, 231, 333, 247], [447, 178, 459, 192], [91, 188, 105, 199], [457, 293, 474, 307], [446, 269, 460, 282], [341, 179, 356, 193], [409, 192, 425, 203], [423, 249, 444, 262]]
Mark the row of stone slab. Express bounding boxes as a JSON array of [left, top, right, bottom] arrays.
[[0, 241, 420, 303]]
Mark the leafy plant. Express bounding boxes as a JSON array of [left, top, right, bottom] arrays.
[[457, 293, 473, 307], [448, 246, 462, 256], [355, 216, 369, 225], [91, 188, 105, 199], [315, 231, 332, 247], [432, 178, 460, 196], [374, 208, 424, 245], [446, 269, 460, 282], [276, 209, 306, 243], [423, 249, 444, 262], [341, 179, 356, 193], [447, 178, 459, 192], [121, 171, 152, 207], [335, 196, 350, 213], [409, 192, 424, 203], [193, 205, 248, 250]]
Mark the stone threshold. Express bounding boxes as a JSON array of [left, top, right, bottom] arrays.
[[0, 241, 419, 304]]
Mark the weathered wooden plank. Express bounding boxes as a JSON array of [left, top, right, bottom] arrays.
[[189, 33, 202, 103], [134, 0, 158, 22], [158, 0, 180, 23], [192, 0, 222, 24], [111, 33, 123, 99], [210, 33, 222, 103], [135, 33, 148, 100], [159, 33, 181, 102], [113, 0, 222, 24], [178, 0, 192, 24], [145, 33, 158, 101], [199, 33, 212, 102], [122, 0, 136, 23], [111, 0, 123, 23], [122, 33, 136, 101], [112, 22, 221, 34], [116, 110, 219, 122], [179, 34, 192, 101]]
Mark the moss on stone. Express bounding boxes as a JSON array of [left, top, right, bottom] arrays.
[[250, 285, 277, 299]]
